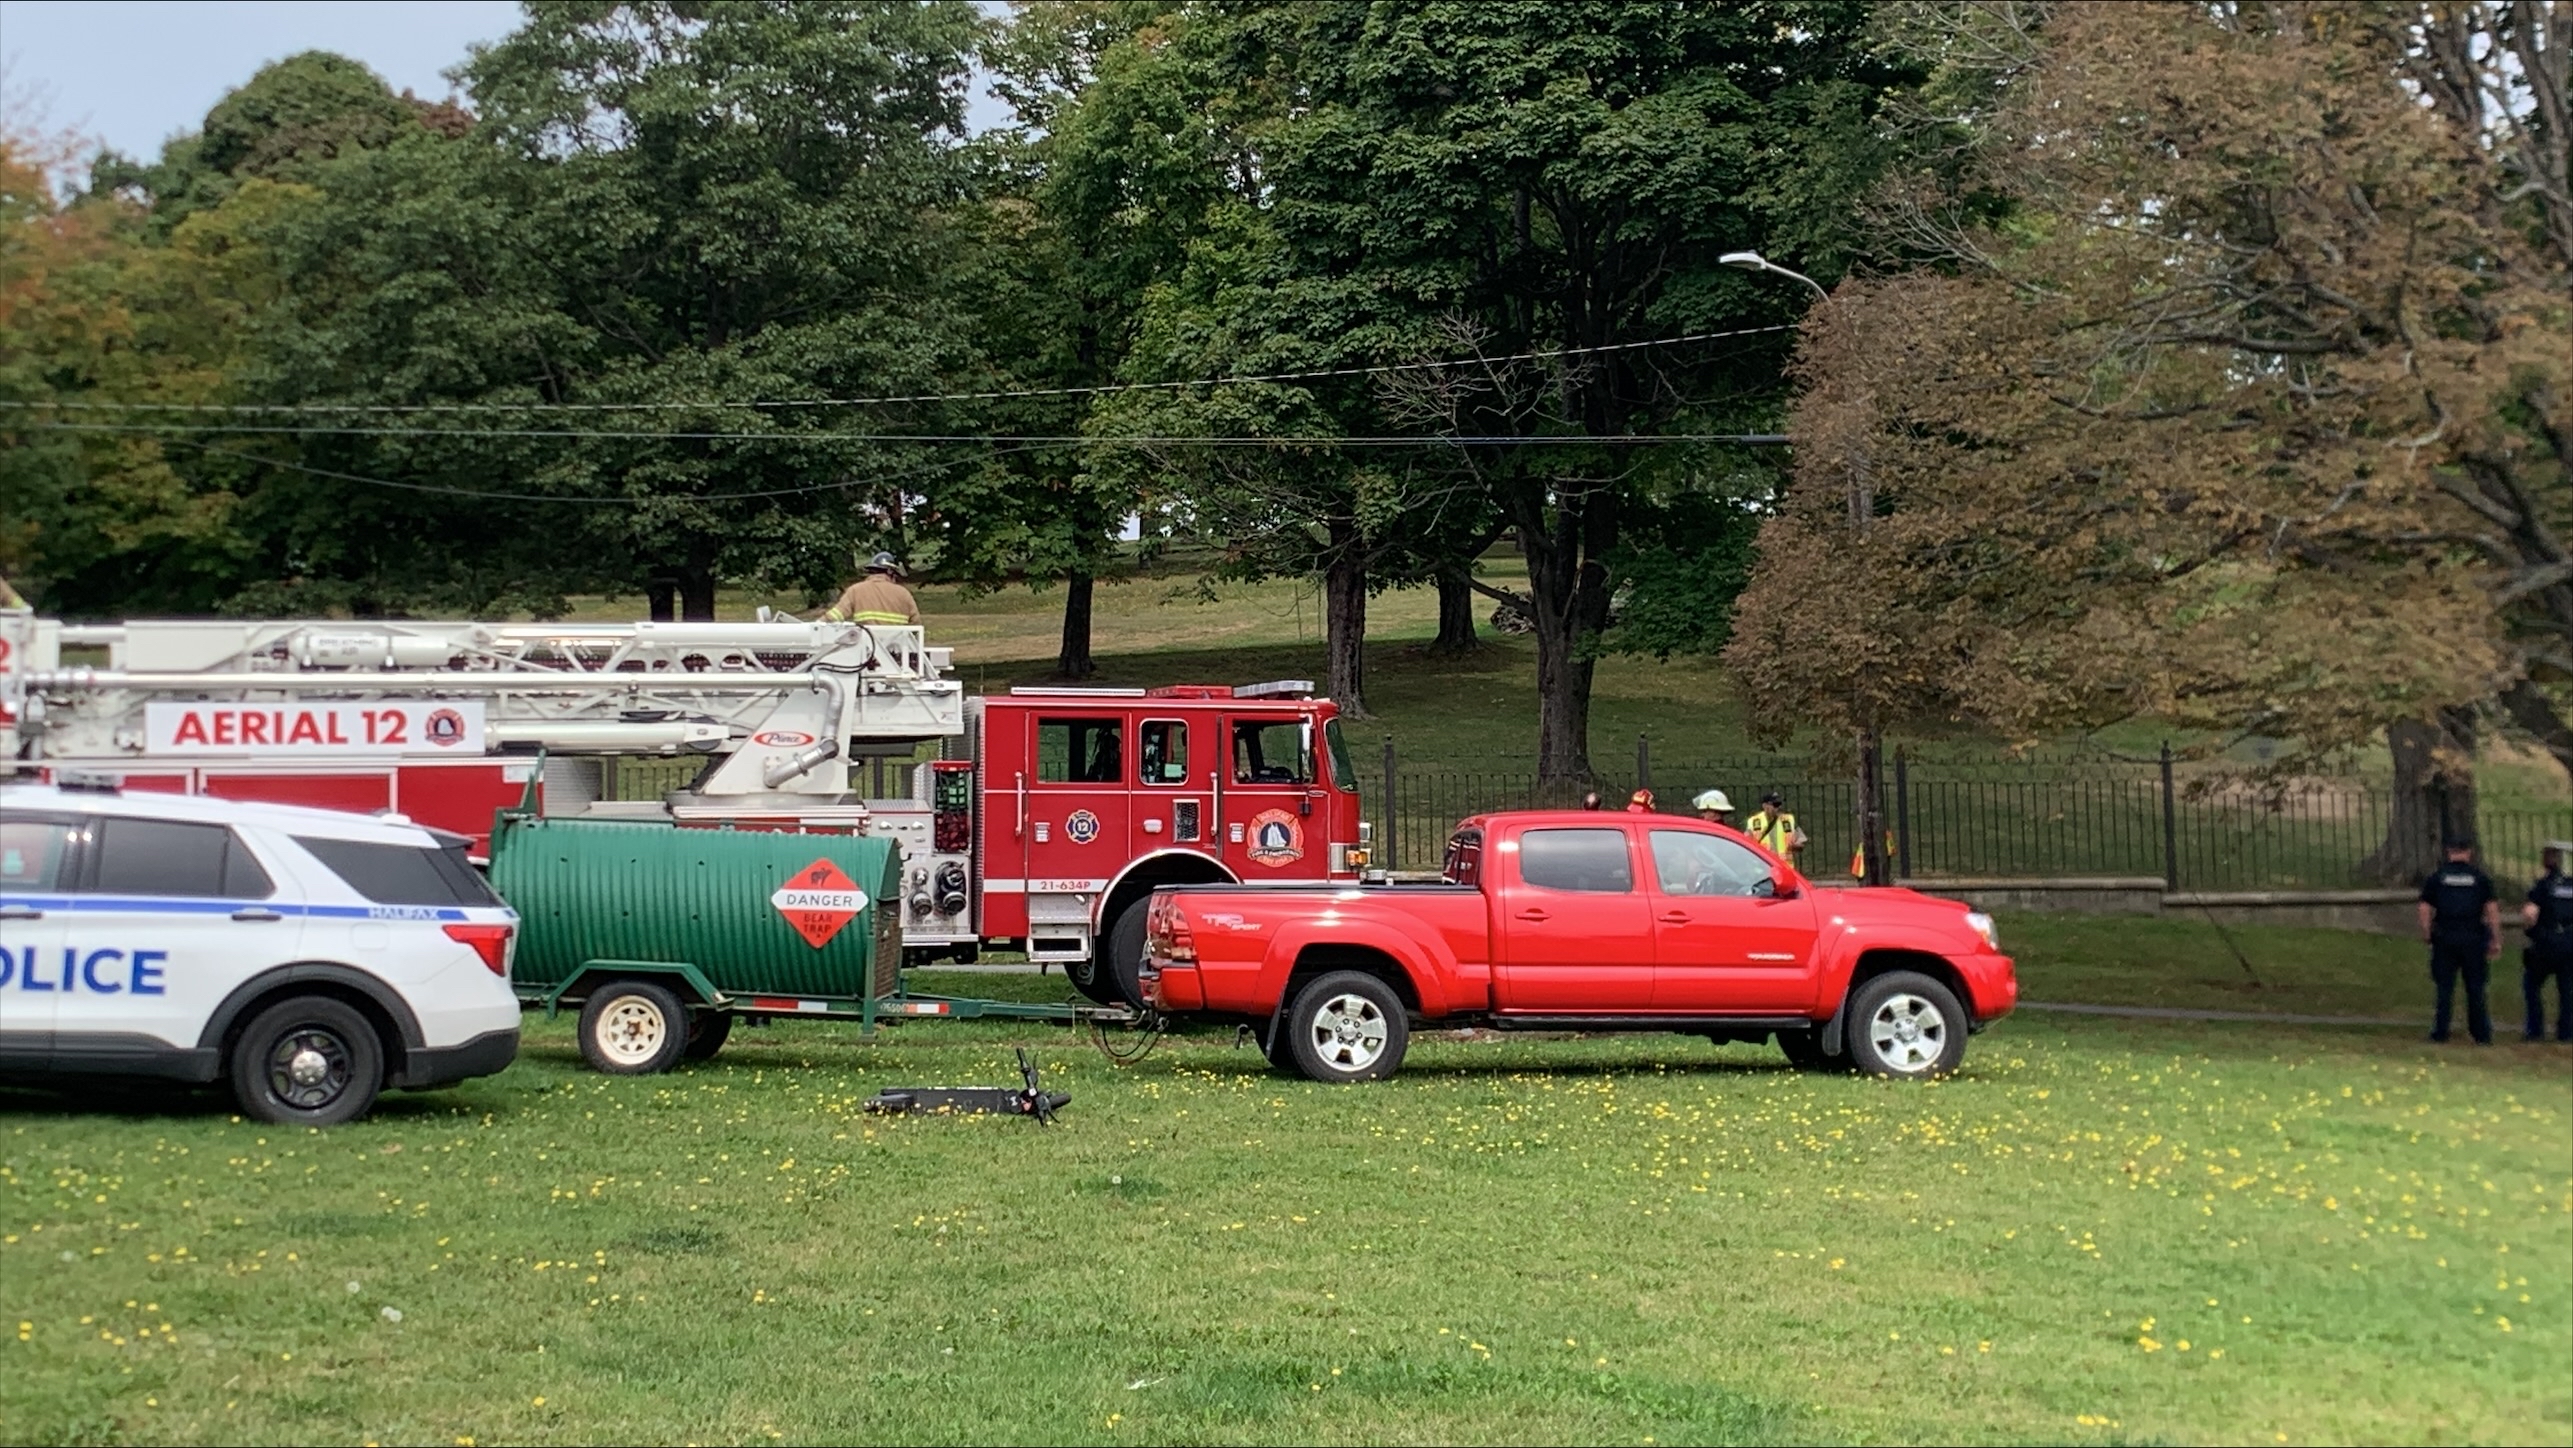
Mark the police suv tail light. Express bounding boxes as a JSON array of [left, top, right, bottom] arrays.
[[442, 923, 515, 976]]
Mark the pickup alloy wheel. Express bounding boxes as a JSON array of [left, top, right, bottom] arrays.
[[1846, 971, 1968, 1078], [1284, 971, 1410, 1083]]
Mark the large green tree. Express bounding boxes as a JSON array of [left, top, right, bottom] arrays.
[[1076, 0, 1908, 775]]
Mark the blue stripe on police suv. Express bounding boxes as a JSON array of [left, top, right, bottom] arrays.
[[0, 945, 168, 995], [0, 895, 475, 921]]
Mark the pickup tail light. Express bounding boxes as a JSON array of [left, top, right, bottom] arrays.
[[443, 923, 516, 976], [1147, 895, 1197, 964]]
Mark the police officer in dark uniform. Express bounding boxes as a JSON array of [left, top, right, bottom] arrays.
[[2417, 836, 2501, 1044], [2520, 841, 2573, 1042]]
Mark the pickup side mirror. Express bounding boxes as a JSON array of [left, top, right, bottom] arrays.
[[1762, 870, 1799, 900]]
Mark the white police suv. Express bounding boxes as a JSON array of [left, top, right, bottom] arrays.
[[0, 780, 519, 1125]]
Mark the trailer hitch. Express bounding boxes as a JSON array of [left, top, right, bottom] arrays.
[[862, 1047, 1070, 1124]]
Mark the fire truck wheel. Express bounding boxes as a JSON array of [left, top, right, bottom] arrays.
[[1775, 1028, 1848, 1073], [577, 980, 690, 1075], [681, 1009, 734, 1063], [1283, 971, 1410, 1083], [229, 996, 384, 1127], [1103, 899, 1152, 1009], [1065, 939, 1118, 1004]]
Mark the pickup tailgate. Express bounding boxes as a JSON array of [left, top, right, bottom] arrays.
[[1145, 882, 1491, 1017]]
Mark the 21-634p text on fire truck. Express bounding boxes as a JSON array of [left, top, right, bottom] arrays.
[[0, 605, 1371, 1008]]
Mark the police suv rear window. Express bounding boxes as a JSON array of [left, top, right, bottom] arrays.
[[91, 817, 275, 900], [295, 837, 503, 908], [1, 816, 75, 891]]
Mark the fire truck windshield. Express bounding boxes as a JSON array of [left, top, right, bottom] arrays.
[[1323, 716, 1359, 793]]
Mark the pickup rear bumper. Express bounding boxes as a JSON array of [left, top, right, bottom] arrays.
[[1140, 961, 1202, 1012]]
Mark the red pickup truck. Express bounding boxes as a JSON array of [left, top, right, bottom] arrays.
[[1142, 809, 2016, 1082]]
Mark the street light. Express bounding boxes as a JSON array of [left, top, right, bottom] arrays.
[[1720, 250, 1830, 302], [1728, 247, 1890, 889]]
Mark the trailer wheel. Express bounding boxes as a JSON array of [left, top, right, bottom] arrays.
[[577, 980, 689, 1075], [681, 1009, 734, 1063], [229, 995, 384, 1127], [1282, 971, 1410, 1083]]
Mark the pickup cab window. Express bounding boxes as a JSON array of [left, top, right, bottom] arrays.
[[1649, 830, 1775, 897], [1517, 828, 1634, 893]]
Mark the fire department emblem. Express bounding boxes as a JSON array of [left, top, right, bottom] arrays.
[[424, 708, 468, 748], [1245, 808, 1304, 867], [771, 858, 868, 948], [1064, 809, 1101, 845]]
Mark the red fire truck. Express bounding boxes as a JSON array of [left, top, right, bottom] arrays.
[[0, 604, 1370, 1007]]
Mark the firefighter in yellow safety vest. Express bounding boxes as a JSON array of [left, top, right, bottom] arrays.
[[1744, 790, 1805, 862], [823, 552, 921, 626]]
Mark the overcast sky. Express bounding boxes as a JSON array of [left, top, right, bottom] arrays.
[[0, 0, 1011, 169]]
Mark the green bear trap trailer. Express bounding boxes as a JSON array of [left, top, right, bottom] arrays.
[[487, 807, 1137, 1075]]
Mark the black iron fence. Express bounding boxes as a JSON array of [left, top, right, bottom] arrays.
[[1366, 742, 2572, 892], [605, 740, 2568, 893]]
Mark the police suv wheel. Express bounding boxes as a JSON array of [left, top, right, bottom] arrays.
[[230, 996, 384, 1127], [577, 981, 689, 1075], [1283, 971, 1410, 1083], [1845, 972, 1969, 1079]]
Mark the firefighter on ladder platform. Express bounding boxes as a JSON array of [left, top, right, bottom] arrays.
[[823, 552, 921, 626]]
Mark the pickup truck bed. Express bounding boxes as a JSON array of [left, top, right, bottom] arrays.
[[1143, 810, 2015, 1082]]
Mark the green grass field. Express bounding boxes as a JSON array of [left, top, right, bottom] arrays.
[[4, 918, 2568, 1446]]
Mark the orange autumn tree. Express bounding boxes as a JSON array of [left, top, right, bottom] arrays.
[[1726, 0, 2572, 880]]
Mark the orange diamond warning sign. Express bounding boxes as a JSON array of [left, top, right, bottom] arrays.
[[772, 858, 868, 949]]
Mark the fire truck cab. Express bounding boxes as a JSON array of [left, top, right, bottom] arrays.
[[0, 602, 1367, 1008], [971, 685, 1367, 1004]]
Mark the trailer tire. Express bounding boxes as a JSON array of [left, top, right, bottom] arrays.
[[1103, 899, 1151, 1010], [577, 980, 689, 1075], [229, 995, 384, 1127], [1282, 971, 1409, 1083], [681, 1009, 734, 1063]]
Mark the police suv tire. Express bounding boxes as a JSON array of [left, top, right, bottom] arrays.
[[1283, 971, 1409, 1084], [577, 981, 690, 1075], [229, 995, 384, 1127], [1776, 1028, 1848, 1073], [681, 1009, 734, 1063], [1844, 972, 1968, 1079], [1104, 900, 1152, 1010]]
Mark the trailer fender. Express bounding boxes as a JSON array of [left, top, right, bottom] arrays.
[[537, 960, 728, 1018]]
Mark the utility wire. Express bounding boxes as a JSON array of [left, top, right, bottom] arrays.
[[149, 436, 1062, 505], [22, 422, 1789, 445], [0, 323, 1796, 416]]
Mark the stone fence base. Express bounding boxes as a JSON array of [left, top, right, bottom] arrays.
[[1903, 877, 2420, 936]]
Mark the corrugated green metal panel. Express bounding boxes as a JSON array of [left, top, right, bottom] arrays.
[[491, 817, 901, 998]]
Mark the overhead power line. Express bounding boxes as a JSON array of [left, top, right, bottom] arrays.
[[0, 323, 1797, 416]]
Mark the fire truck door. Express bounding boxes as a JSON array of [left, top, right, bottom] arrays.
[[1220, 714, 1319, 877], [1023, 713, 1132, 896], [1134, 717, 1212, 858]]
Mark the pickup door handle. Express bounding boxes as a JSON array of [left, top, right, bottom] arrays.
[[231, 907, 285, 923], [1658, 911, 1692, 924], [1515, 908, 1550, 922], [0, 905, 42, 920]]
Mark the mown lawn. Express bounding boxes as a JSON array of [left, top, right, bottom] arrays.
[[3, 925, 2567, 1446]]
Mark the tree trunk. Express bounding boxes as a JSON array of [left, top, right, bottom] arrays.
[[1056, 569, 1096, 680], [646, 573, 678, 623], [2501, 678, 2573, 786], [1516, 485, 1617, 783], [1431, 563, 1478, 655], [679, 567, 718, 623], [1324, 520, 1370, 719], [2362, 709, 2480, 883]]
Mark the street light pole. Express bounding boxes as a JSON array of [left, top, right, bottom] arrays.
[[1724, 249, 1887, 887]]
